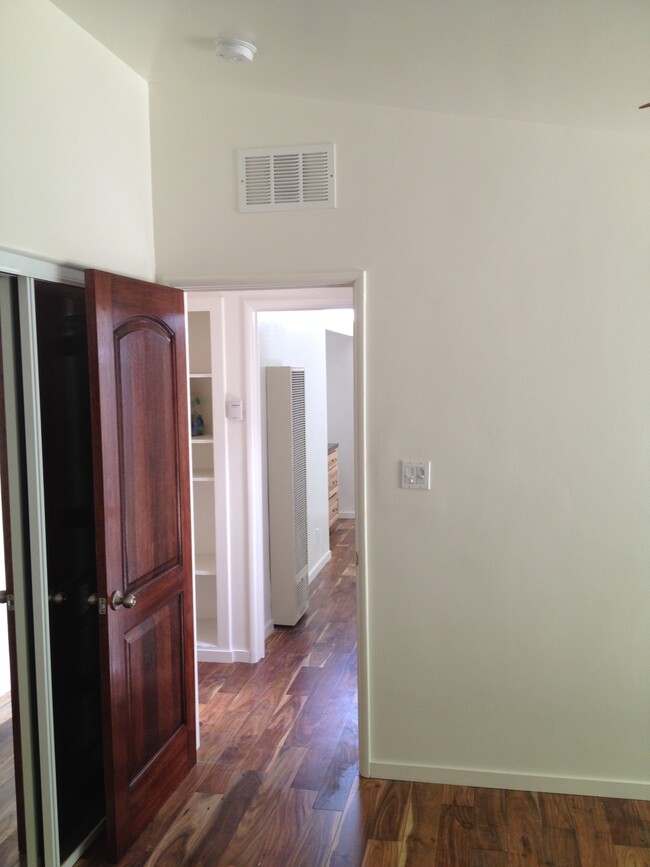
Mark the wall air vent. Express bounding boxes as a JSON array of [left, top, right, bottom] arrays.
[[238, 144, 336, 213]]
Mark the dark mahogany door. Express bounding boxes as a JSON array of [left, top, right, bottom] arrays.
[[85, 270, 196, 861]]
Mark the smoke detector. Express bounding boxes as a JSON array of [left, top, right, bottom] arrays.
[[214, 38, 257, 64]]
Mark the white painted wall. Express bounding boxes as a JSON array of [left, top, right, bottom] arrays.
[[151, 83, 650, 796], [0, 0, 155, 279], [326, 330, 355, 518]]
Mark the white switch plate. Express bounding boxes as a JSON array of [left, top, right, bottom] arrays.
[[401, 460, 431, 490]]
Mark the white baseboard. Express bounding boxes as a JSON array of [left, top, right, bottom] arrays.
[[308, 549, 332, 583], [367, 761, 650, 801], [196, 646, 251, 663], [265, 618, 275, 638]]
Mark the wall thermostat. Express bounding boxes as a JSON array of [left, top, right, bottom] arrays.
[[226, 399, 244, 420]]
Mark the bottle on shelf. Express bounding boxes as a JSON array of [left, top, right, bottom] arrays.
[[191, 395, 204, 437]]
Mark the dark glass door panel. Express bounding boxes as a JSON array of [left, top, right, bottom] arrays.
[[34, 280, 104, 862]]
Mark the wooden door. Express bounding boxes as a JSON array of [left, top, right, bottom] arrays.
[[85, 270, 196, 861]]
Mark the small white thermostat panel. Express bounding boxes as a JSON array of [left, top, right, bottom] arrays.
[[227, 399, 244, 420], [401, 460, 431, 490]]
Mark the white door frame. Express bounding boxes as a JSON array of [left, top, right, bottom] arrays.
[[180, 271, 370, 776]]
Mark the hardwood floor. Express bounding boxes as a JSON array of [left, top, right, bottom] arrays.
[[64, 517, 650, 865], [0, 690, 20, 866]]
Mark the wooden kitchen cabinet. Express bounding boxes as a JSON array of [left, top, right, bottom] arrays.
[[328, 444, 339, 526]]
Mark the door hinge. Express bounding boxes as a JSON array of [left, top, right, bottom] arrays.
[[87, 593, 107, 615], [0, 590, 15, 611]]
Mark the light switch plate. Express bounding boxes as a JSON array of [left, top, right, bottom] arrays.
[[401, 460, 431, 490]]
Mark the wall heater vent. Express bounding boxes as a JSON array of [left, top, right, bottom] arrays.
[[266, 366, 308, 626], [238, 144, 336, 212]]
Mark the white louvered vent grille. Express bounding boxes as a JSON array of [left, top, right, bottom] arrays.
[[266, 366, 309, 626], [238, 144, 336, 212], [291, 369, 308, 578], [296, 573, 308, 621]]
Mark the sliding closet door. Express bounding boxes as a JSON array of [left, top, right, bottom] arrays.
[[85, 270, 195, 861], [33, 280, 104, 861]]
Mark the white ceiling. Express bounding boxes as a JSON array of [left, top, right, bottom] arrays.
[[51, 0, 650, 134]]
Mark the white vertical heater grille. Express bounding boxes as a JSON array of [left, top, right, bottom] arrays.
[[266, 367, 308, 625], [291, 369, 308, 587]]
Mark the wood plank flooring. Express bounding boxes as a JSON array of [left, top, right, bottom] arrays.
[[0, 689, 21, 866], [0, 516, 634, 866]]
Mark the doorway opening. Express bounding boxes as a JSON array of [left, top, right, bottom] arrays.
[[258, 308, 355, 634], [184, 274, 369, 776]]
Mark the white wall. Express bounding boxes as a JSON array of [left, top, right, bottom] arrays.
[[326, 330, 355, 518], [150, 84, 650, 796], [0, 0, 155, 279], [0, 0, 154, 705]]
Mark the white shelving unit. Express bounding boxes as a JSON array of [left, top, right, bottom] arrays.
[[187, 305, 228, 660]]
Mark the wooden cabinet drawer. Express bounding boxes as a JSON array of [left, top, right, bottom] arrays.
[[328, 494, 339, 526]]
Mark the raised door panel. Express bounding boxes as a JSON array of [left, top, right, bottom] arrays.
[[124, 596, 184, 778], [115, 318, 181, 589]]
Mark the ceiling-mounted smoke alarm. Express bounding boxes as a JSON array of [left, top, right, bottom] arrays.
[[214, 38, 257, 63]]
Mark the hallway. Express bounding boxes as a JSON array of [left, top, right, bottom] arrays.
[[79, 518, 359, 865]]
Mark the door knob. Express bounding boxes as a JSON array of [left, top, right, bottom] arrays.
[[49, 591, 67, 605], [110, 590, 137, 610]]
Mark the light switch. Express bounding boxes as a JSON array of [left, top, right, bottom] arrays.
[[401, 460, 431, 490]]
